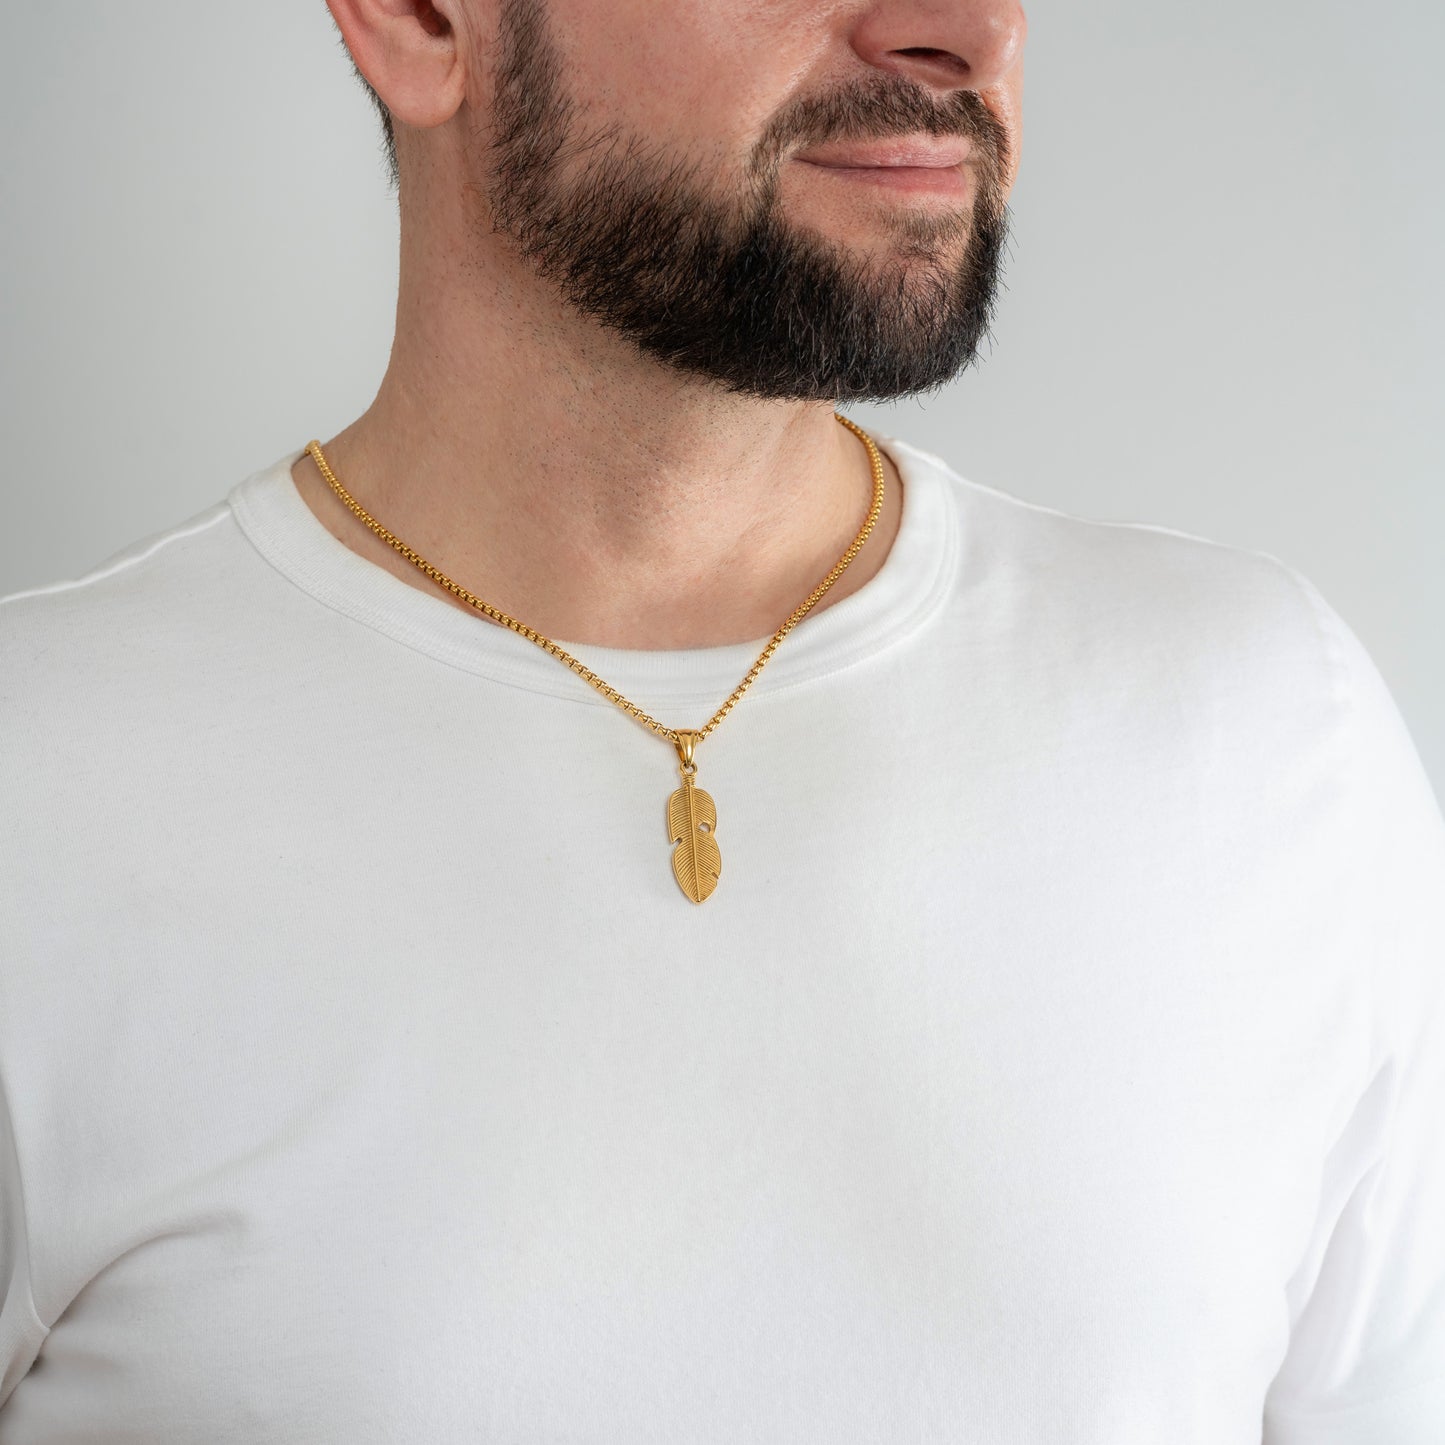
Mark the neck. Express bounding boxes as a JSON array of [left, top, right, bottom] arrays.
[[290, 188, 903, 651]]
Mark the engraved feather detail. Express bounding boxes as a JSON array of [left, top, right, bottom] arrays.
[[667, 777, 721, 904]]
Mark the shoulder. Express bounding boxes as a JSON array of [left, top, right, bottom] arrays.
[[885, 433, 1444, 872], [886, 433, 1354, 694], [897, 430, 1445, 974], [0, 440, 320, 687], [892, 427, 1444, 878], [0, 483, 277, 769], [1, 497, 238, 655]]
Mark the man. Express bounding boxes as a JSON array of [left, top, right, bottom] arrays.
[[1, 0, 1441, 1439]]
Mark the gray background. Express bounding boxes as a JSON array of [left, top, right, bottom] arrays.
[[2, 2, 1441, 798]]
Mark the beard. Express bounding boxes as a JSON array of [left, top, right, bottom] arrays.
[[483, 0, 1012, 404]]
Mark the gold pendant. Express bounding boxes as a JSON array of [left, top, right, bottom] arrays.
[[667, 730, 721, 904]]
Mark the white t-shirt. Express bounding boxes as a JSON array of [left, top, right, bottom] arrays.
[[2, 434, 1443, 1444]]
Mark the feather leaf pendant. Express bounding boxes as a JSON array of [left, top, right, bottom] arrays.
[[667, 773, 721, 904]]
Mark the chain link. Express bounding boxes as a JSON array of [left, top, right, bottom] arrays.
[[304, 412, 886, 750]]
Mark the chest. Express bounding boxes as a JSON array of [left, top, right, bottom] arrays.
[[9, 693, 1356, 1442]]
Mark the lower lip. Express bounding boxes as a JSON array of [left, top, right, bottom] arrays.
[[797, 160, 969, 197]]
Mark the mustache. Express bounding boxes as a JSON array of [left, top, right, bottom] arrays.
[[753, 71, 1009, 181]]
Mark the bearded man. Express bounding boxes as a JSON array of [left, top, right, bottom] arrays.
[[1, 1, 1443, 1440]]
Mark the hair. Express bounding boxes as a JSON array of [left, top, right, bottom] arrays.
[[347, 53, 400, 193]]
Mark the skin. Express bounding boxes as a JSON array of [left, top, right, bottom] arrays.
[[300, 0, 1026, 648]]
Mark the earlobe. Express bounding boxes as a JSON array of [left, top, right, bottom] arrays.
[[324, 0, 469, 131]]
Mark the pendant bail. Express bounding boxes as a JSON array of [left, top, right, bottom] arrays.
[[673, 729, 699, 770]]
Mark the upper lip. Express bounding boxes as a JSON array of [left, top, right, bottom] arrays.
[[794, 137, 971, 169]]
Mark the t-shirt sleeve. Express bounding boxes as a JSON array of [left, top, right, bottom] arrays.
[[1261, 574, 1445, 1443], [0, 1067, 48, 1410]]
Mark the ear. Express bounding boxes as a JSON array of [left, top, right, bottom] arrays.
[[324, 0, 471, 131]]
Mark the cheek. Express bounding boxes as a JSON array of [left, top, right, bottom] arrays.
[[984, 67, 1025, 195], [559, 0, 841, 158]]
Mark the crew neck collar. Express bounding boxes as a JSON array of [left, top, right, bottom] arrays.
[[226, 429, 960, 713]]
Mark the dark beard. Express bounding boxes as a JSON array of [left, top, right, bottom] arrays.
[[484, 0, 1012, 403]]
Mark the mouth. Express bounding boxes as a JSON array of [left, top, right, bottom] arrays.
[[791, 136, 972, 196]]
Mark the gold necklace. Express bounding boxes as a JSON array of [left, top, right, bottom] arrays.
[[304, 411, 886, 904]]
